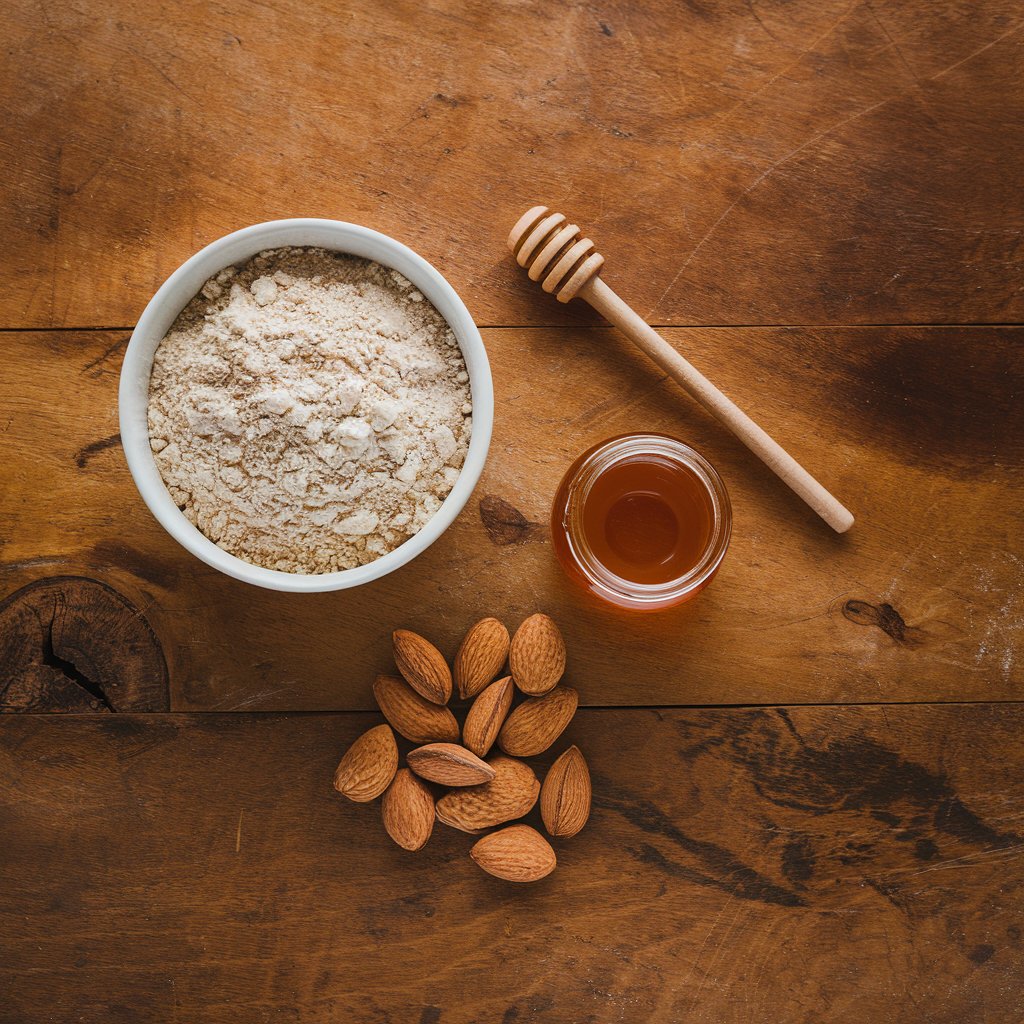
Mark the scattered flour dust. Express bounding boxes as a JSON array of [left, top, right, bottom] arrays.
[[147, 247, 472, 573]]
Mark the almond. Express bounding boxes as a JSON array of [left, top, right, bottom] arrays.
[[333, 724, 398, 802], [436, 755, 540, 833], [393, 629, 452, 704], [540, 745, 591, 837], [470, 824, 556, 882], [382, 768, 435, 851], [407, 743, 496, 786], [373, 674, 460, 745], [454, 617, 510, 699], [509, 613, 566, 696], [497, 685, 578, 757], [462, 676, 514, 757]]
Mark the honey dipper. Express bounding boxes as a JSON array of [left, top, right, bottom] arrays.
[[507, 206, 855, 534]]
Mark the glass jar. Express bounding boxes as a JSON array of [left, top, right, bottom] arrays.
[[551, 433, 732, 611]]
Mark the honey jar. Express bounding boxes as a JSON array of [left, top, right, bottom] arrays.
[[551, 434, 731, 610]]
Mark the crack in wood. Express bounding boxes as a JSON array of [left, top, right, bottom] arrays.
[[40, 596, 116, 711], [0, 576, 169, 713]]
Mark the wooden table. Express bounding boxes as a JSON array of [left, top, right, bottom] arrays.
[[2, 1, 1022, 1020]]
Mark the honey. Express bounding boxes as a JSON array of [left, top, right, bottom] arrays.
[[551, 434, 731, 610]]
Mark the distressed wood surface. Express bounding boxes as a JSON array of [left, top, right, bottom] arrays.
[[2, 326, 1020, 711], [0, 576, 168, 712], [1, 706, 1021, 1023], [4, 0, 1023, 1018], [4, 0, 1022, 329]]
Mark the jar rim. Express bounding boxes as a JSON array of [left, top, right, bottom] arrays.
[[557, 433, 732, 609]]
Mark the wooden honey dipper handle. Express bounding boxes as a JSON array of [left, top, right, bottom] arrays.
[[508, 206, 855, 534], [584, 277, 854, 532]]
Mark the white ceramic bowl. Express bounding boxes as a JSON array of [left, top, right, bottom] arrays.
[[119, 219, 493, 592]]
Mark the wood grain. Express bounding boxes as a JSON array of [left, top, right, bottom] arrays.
[[2, 706, 1021, 1022], [1, 326, 1020, 711], [4, 2, 1022, 1019], [0, 576, 168, 712], [3, 0, 1022, 329]]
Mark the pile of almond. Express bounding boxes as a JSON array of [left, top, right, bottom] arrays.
[[332, 613, 591, 882]]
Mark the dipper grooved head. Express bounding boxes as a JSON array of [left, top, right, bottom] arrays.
[[507, 206, 604, 303]]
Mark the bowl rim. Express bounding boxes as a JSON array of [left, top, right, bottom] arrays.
[[118, 217, 493, 593]]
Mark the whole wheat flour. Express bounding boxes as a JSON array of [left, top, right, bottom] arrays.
[[147, 247, 472, 573]]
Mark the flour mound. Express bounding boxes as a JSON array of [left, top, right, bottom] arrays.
[[147, 247, 472, 573]]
